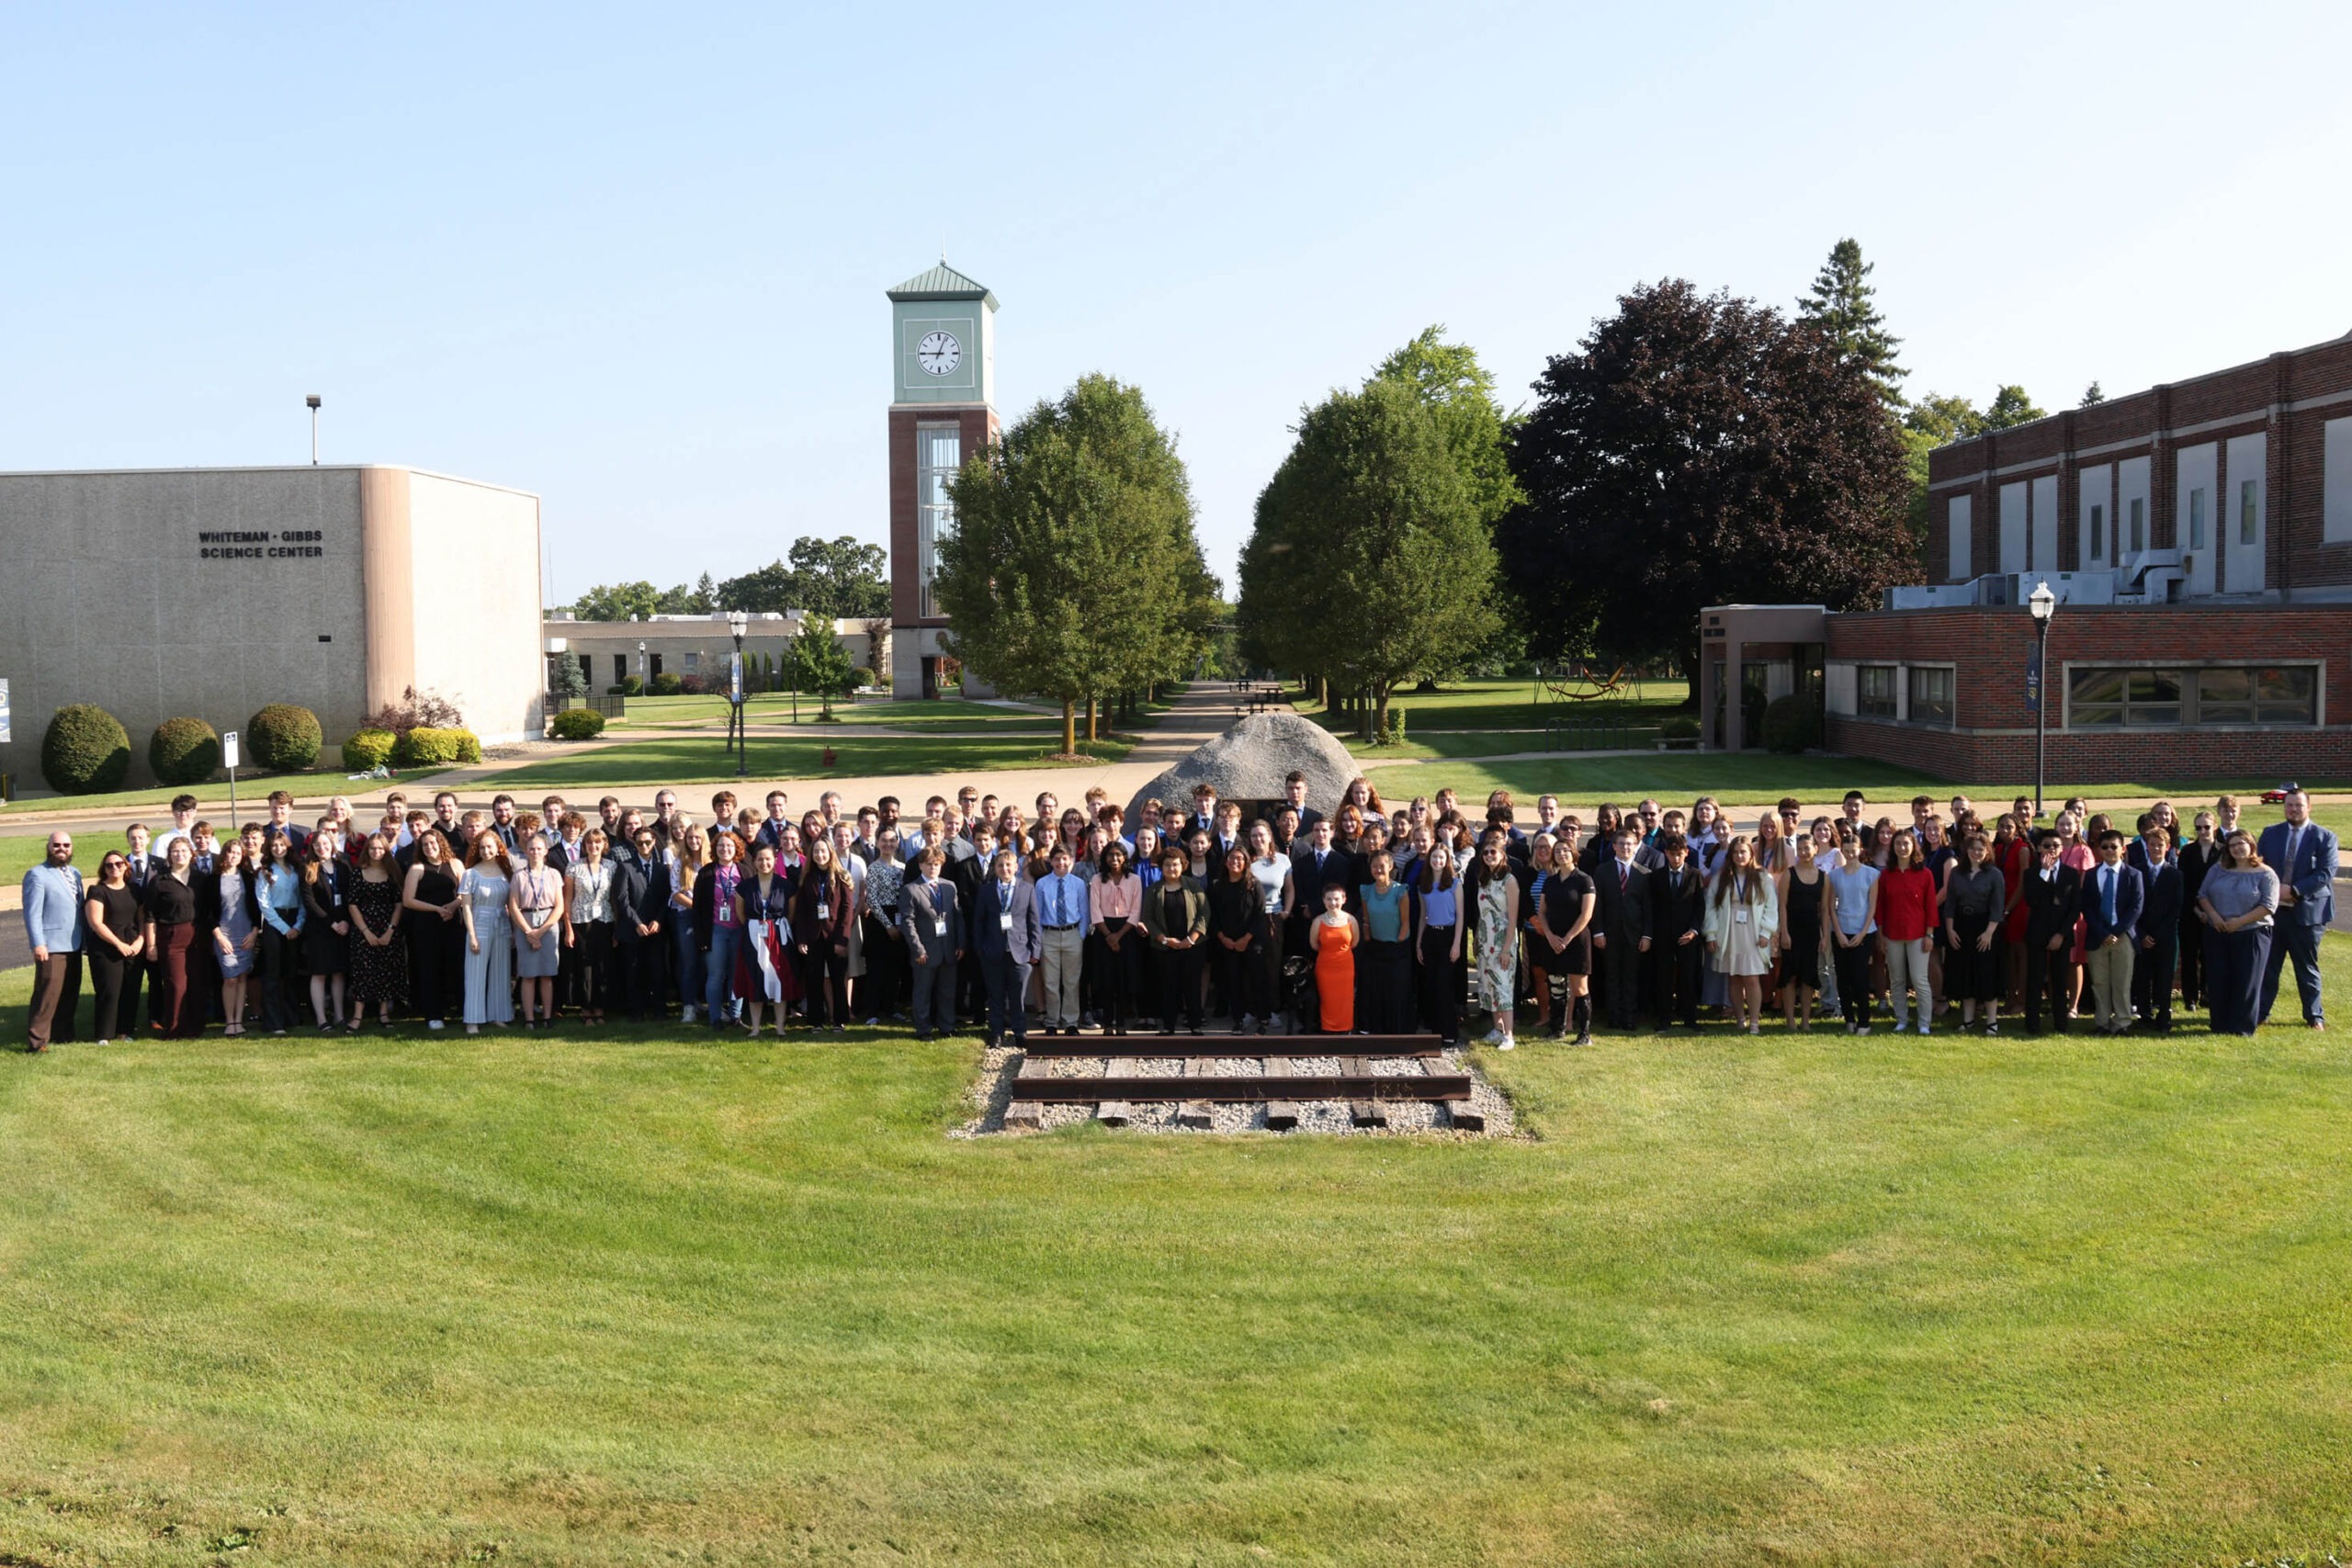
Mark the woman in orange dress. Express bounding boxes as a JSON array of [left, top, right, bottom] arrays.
[[1312, 882, 1360, 1033]]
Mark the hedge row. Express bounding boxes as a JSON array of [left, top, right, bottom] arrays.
[[34, 701, 485, 795]]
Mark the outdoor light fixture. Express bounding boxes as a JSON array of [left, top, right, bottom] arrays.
[[305, 394, 322, 464], [2029, 581, 2057, 819], [727, 609, 750, 778]]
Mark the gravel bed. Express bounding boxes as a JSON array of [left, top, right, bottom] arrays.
[[952, 1043, 1515, 1139]]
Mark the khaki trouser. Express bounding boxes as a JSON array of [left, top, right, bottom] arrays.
[[1883, 936, 1933, 1031], [1040, 924, 1085, 1028], [2084, 939, 2136, 1032]]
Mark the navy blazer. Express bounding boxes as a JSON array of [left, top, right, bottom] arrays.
[[611, 859, 668, 941], [2077, 861, 2144, 946], [970, 874, 1041, 964], [2138, 858, 2183, 943], [2256, 820, 2338, 927]]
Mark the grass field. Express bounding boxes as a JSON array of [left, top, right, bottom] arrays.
[[476, 730, 1136, 790], [610, 694, 1065, 732], [4, 953, 2351, 1564]]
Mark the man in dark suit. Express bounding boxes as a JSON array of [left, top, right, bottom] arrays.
[[2256, 789, 2336, 1030], [1592, 828, 1654, 1030], [612, 827, 671, 1021], [2076, 829, 2144, 1035], [1648, 833, 1705, 1030], [2132, 824, 2183, 1032], [2019, 831, 2082, 1035], [899, 849, 964, 1042], [948, 827, 997, 1029], [1283, 772, 1322, 834], [1289, 818, 1348, 953], [970, 847, 1042, 1047]]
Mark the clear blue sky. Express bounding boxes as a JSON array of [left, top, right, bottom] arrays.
[[5, 3, 2346, 606]]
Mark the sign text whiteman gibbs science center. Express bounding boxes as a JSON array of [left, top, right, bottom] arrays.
[[196, 529, 325, 559]]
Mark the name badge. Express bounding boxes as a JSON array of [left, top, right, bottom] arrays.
[[817, 903, 830, 920], [1735, 908, 1750, 923], [933, 919, 947, 937], [1000, 911, 1013, 931]]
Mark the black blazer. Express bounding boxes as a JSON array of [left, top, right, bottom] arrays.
[[611, 860, 666, 941], [1592, 857, 1653, 944], [1649, 862, 1706, 943], [2019, 863, 2082, 946], [1290, 846, 1350, 913], [2140, 859, 2184, 939]]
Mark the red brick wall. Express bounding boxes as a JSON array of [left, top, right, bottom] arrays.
[[888, 405, 997, 628], [1824, 604, 2352, 783], [1924, 333, 2352, 590]]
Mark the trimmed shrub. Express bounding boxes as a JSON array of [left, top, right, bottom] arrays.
[[649, 672, 684, 696], [342, 728, 398, 771], [1761, 694, 1822, 755], [393, 727, 469, 768], [1659, 714, 1701, 741], [148, 716, 221, 785], [41, 704, 131, 795], [454, 728, 481, 763], [245, 704, 322, 772], [549, 707, 606, 740], [607, 675, 644, 697], [849, 666, 877, 689]]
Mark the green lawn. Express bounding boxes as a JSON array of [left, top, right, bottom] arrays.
[[3, 953, 2351, 1563], [1, 834, 49, 886], [1302, 675, 1688, 734], [477, 731, 1136, 790], [612, 694, 1064, 732], [1, 773, 336, 818]]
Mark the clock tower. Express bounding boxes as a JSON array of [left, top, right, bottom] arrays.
[[887, 261, 999, 699]]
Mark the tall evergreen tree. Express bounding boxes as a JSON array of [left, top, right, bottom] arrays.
[[1798, 238, 1905, 407], [933, 374, 1216, 754]]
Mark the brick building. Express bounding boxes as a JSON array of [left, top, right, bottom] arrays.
[[1700, 327, 2352, 782]]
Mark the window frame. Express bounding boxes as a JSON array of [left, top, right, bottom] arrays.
[[2064, 660, 2323, 731], [1856, 664, 1898, 719], [1906, 663, 1956, 728]]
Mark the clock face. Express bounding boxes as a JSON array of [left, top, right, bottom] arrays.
[[916, 330, 962, 377]]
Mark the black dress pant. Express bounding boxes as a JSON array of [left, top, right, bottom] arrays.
[[1600, 939, 1645, 1028], [87, 944, 131, 1039], [624, 937, 668, 1019], [1157, 943, 1204, 1031], [859, 913, 902, 1020], [1093, 925, 1142, 1026], [2132, 934, 2177, 1027], [1831, 938, 1874, 1031], [413, 915, 464, 1022], [1419, 926, 1459, 1041], [802, 944, 851, 1026], [2176, 914, 2204, 1007], [1654, 939, 1702, 1028], [1352, 939, 1406, 1032], [2023, 936, 2071, 1033], [258, 926, 299, 1032]]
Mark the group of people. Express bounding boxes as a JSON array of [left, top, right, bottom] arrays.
[[18, 773, 2336, 1055]]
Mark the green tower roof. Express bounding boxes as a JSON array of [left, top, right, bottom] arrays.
[[886, 261, 997, 308]]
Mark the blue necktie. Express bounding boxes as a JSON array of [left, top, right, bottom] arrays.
[[2102, 869, 2116, 925]]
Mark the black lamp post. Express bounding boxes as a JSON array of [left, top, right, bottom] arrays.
[[728, 608, 749, 778], [2029, 581, 2056, 820]]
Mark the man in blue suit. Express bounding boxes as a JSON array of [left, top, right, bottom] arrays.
[[970, 847, 1042, 1048], [2256, 787, 2336, 1030], [2076, 829, 2144, 1035], [22, 830, 85, 1053]]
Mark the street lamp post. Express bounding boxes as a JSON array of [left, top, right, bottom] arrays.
[[728, 608, 749, 779], [2029, 581, 2057, 821], [638, 639, 648, 698], [305, 394, 322, 464]]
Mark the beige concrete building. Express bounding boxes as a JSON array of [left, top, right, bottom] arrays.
[[0, 465, 542, 787], [543, 614, 886, 692]]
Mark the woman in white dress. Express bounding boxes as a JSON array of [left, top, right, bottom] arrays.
[[1702, 833, 1781, 1034]]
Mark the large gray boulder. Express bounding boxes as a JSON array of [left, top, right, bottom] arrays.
[[1124, 713, 1361, 828]]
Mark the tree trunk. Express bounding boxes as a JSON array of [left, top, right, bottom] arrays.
[[1374, 682, 1392, 737], [1086, 696, 1099, 742], [1061, 699, 1076, 756], [1684, 640, 1703, 710]]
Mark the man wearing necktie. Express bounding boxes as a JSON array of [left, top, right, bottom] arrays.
[[1037, 845, 1091, 1036], [2076, 829, 2144, 1035], [2256, 788, 2336, 1029]]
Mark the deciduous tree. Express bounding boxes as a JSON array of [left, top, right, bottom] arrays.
[[934, 374, 1217, 754], [1237, 378, 1498, 735], [1497, 278, 1913, 702]]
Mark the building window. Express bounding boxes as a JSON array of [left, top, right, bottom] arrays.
[[2239, 479, 2257, 547], [2129, 498, 2144, 553], [2188, 488, 2208, 550], [2088, 502, 2104, 560], [917, 423, 961, 619], [650, 653, 664, 679], [684, 651, 700, 673], [1908, 666, 1955, 727], [1857, 664, 1897, 718], [2069, 664, 2318, 728], [613, 654, 627, 685]]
